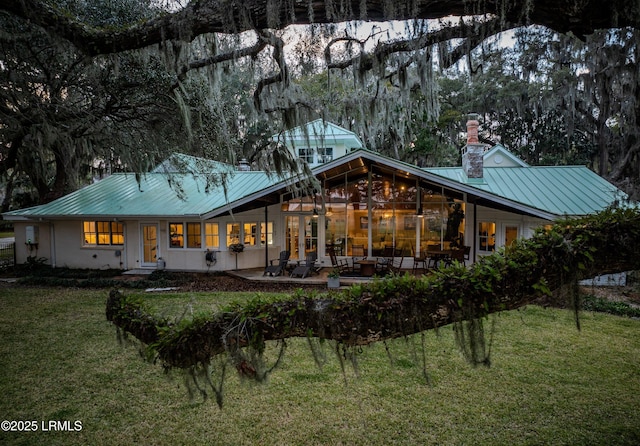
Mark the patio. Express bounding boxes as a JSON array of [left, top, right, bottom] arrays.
[[227, 264, 426, 288]]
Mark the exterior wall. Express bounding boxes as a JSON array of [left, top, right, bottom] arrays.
[[292, 140, 354, 167], [13, 221, 52, 266], [13, 220, 126, 269], [463, 204, 550, 262], [11, 204, 286, 271], [12, 199, 554, 272]]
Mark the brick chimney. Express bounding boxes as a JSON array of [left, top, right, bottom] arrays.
[[462, 113, 485, 179]]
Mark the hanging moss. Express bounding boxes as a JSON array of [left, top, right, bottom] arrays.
[[106, 208, 640, 405]]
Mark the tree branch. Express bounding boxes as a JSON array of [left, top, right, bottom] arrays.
[[3, 1, 639, 56], [106, 208, 640, 371], [171, 37, 268, 88]]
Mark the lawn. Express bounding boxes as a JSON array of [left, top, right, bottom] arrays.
[[1, 285, 639, 445]]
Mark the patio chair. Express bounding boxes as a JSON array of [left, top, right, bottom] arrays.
[[263, 250, 290, 276], [463, 245, 471, 263], [327, 246, 349, 274], [290, 251, 318, 278], [350, 244, 366, 273], [411, 246, 428, 274], [376, 245, 397, 274], [444, 248, 465, 267]]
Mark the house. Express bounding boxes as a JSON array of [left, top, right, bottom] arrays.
[[2, 117, 629, 272], [274, 119, 364, 166]]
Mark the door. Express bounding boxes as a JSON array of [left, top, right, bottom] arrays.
[[503, 224, 519, 247], [285, 215, 320, 260], [285, 216, 300, 260], [141, 224, 159, 267]]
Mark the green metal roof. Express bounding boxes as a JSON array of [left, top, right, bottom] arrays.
[[277, 119, 364, 147], [425, 165, 624, 216], [4, 170, 280, 219], [3, 148, 629, 221]]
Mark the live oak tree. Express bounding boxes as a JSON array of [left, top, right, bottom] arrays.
[[3, 0, 639, 404], [437, 26, 640, 199], [3, 0, 640, 204]]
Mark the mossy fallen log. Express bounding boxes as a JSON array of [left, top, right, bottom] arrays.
[[107, 208, 640, 372]]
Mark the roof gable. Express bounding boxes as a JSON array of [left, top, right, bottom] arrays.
[[277, 119, 364, 148], [483, 144, 529, 167]]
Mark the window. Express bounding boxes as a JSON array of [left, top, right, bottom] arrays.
[[204, 223, 219, 249], [83, 221, 97, 245], [186, 222, 202, 248], [82, 221, 124, 246], [298, 148, 314, 163], [243, 222, 257, 246], [317, 147, 334, 163], [169, 223, 184, 248], [478, 221, 496, 252], [261, 221, 274, 246], [226, 222, 241, 248]]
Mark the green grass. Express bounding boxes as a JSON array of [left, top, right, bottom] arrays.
[[1, 286, 639, 445]]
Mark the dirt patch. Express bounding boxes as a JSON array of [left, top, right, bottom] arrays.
[[579, 285, 640, 307], [139, 272, 324, 293]]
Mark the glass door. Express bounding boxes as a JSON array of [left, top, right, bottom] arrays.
[[504, 224, 519, 247], [285, 216, 300, 260], [304, 216, 318, 255], [140, 224, 159, 267]]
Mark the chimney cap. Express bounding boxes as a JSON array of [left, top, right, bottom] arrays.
[[466, 113, 480, 145], [237, 158, 251, 171], [467, 112, 480, 121]]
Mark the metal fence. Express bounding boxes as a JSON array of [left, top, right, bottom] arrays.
[[0, 241, 15, 269]]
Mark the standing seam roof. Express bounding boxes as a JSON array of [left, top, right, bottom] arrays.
[[425, 165, 622, 216]]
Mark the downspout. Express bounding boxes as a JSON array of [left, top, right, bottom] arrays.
[[264, 205, 269, 267], [49, 222, 56, 268], [472, 196, 477, 263], [122, 222, 127, 270], [367, 170, 372, 255]]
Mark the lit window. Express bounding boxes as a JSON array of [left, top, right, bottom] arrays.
[[97, 221, 111, 245], [83, 222, 97, 245], [243, 222, 257, 246], [111, 223, 124, 245], [186, 223, 202, 248], [261, 221, 274, 245], [82, 221, 124, 246], [205, 223, 219, 249], [169, 223, 184, 248], [226, 223, 240, 248], [478, 222, 496, 252]]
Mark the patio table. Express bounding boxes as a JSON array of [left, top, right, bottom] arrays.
[[355, 259, 377, 277], [426, 249, 452, 268]]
